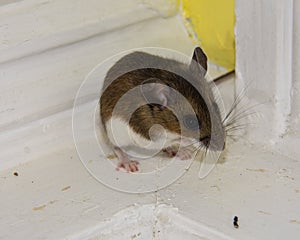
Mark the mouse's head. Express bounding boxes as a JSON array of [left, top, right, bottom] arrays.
[[138, 47, 226, 151]]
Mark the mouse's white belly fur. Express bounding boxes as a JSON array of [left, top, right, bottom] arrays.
[[105, 117, 183, 157]]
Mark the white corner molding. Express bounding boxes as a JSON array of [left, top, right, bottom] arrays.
[[235, 0, 295, 144]]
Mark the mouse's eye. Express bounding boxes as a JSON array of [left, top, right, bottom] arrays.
[[183, 114, 200, 130]]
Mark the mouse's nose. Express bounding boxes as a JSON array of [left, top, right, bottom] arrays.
[[200, 136, 210, 147], [201, 135, 226, 151]]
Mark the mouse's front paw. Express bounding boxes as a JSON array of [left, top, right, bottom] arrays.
[[163, 146, 194, 160], [177, 148, 195, 160], [162, 146, 178, 158], [116, 159, 140, 172]]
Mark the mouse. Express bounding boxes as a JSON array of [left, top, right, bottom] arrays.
[[99, 47, 226, 172]]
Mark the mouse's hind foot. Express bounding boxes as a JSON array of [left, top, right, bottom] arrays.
[[116, 159, 139, 172], [114, 146, 140, 172]]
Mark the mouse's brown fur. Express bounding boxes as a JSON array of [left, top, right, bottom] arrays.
[[100, 47, 225, 150]]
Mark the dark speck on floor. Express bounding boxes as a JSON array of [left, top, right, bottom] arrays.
[[233, 216, 239, 228]]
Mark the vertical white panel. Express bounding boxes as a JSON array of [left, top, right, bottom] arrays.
[[290, 0, 300, 132], [235, 0, 294, 143], [274, 0, 293, 136]]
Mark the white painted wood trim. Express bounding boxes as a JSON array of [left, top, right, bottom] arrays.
[[273, 0, 294, 137], [235, 0, 295, 144], [0, 0, 159, 64]]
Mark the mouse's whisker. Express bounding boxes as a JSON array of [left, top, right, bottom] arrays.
[[223, 102, 248, 125], [225, 102, 262, 125], [222, 90, 247, 124], [225, 115, 251, 128], [196, 144, 207, 153], [225, 98, 270, 128], [225, 123, 253, 139], [225, 110, 257, 133], [225, 120, 254, 130], [224, 102, 262, 130], [193, 143, 205, 153], [226, 125, 249, 133], [226, 106, 255, 121], [227, 134, 240, 141], [193, 147, 201, 157], [226, 133, 240, 137], [226, 126, 247, 134], [204, 146, 209, 157], [222, 80, 257, 125]]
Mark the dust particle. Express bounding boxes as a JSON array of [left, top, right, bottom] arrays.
[[258, 210, 272, 215], [290, 219, 300, 224], [246, 168, 267, 173], [33, 205, 46, 211], [13, 172, 19, 176]]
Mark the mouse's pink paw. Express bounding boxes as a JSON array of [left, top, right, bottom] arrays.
[[116, 160, 139, 172], [163, 146, 194, 160], [177, 148, 194, 160], [162, 146, 178, 158]]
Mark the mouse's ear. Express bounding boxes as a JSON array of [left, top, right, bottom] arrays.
[[140, 78, 173, 108], [190, 47, 207, 78]]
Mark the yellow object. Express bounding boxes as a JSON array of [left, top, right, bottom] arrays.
[[180, 0, 235, 70]]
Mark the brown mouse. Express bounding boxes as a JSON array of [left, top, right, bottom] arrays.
[[100, 47, 226, 172]]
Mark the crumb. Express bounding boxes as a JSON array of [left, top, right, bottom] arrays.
[[61, 186, 71, 191], [13, 172, 19, 176], [233, 216, 239, 228]]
